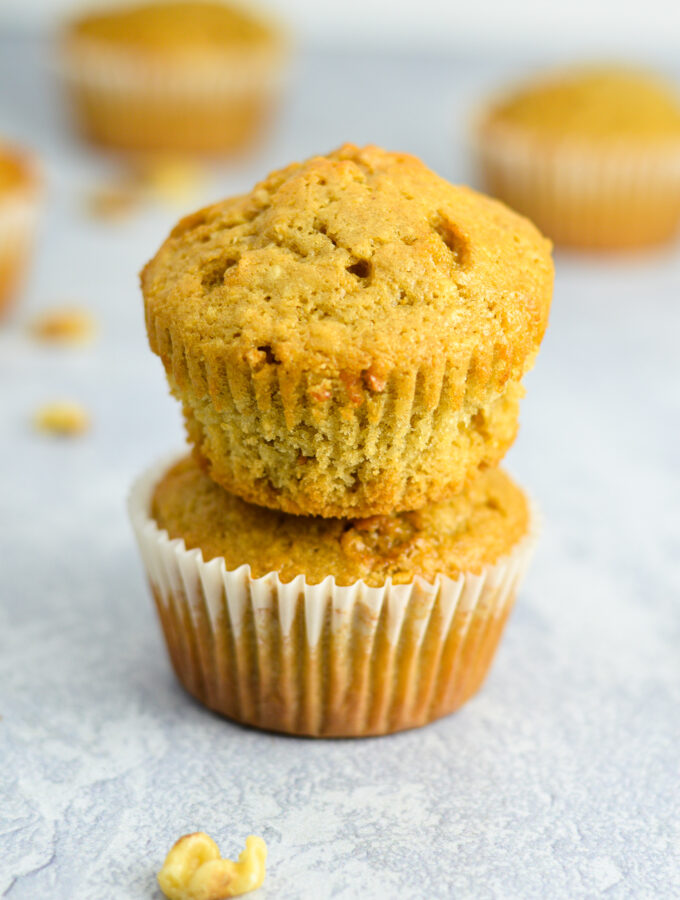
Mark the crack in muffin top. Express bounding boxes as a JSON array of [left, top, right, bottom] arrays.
[[142, 144, 553, 383]]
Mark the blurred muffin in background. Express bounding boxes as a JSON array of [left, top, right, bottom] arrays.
[[0, 144, 41, 321], [60, 1, 288, 157], [475, 66, 680, 249]]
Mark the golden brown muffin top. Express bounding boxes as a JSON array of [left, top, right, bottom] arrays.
[[142, 144, 553, 396], [68, 1, 279, 55], [487, 66, 680, 140], [152, 455, 530, 587]]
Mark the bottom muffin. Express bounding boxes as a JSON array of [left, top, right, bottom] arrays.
[[129, 454, 537, 737]]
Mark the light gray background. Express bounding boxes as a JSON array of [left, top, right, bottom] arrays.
[[4, 0, 680, 57], [1, 34, 679, 900]]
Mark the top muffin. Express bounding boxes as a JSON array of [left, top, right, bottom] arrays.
[[142, 144, 553, 517], [485, 66, 680, 142]]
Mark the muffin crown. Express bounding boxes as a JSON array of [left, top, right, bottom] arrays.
[[68, 1, 280, 54], [486, 66, 680, 140], [142, 144, 552, 394], [152, 455, 530, 587]]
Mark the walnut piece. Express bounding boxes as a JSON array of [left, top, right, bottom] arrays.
[[135, 157, 203, 207], [34, 401, 89, 436], [30, 307, 96, 344], [85, 183, 141, 220], [158, 832, 267, 900]]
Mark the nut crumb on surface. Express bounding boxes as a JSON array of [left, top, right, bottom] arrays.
[[34, 401, 89, 436], [134, 157, 204, 206], [30, 307, 96, 344], [85, 182, 142, 220], [158, 832, 267, 900], [86, 158, 203, 221]]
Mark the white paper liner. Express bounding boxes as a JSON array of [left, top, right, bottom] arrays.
[[59, 39, 286, 97], [128, 454, 539, 737], [474, 117, 680, 248], [58, 41, 287, 155]]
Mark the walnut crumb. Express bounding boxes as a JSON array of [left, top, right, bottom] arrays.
[[135, 157, 204, 207], [308, 386, 332, 403], [158, 832, 267, 900], [363, 370, 387, 393], [30, 308, 96, 344], [86, 183, 141, 221], [34, 402, 89, 436]]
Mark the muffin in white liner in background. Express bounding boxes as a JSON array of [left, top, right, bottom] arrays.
[[0, 145, 41, 321], [129, 454, 538, 738], [475, 66, 680, 250], [59, 1, 288, 157]]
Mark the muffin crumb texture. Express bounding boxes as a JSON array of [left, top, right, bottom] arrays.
[[143, 144, 553, 516], [158, 832, 267, 900], [152, 454, 529, 586]]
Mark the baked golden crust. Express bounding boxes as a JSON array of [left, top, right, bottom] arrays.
[[143, 144, 553, 515], [483, 66, 680, 141], [65, 1, 281, 58], [151, 454, 530, 587]]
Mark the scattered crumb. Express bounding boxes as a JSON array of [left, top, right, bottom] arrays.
[[30, 307, 96, 345], [85, 158, 204, 221], [85, 183, 142, 221], [158, 832, 267, 900], [34, 401, 90, 437], [134, 157, 204, 206]]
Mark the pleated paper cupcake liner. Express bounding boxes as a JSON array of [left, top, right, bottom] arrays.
[[59, 43, 286, 155], [129, 455, 539, 737], [146, 304, 524, 516], [0, 189, 41, 319], [475, 121, 680, 249]]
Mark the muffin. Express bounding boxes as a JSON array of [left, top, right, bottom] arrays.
[[129, 453, 536, 737], [476, 65, 680, 249], [0, 144, 41, 320], [60, 0, 287, 156], [142, 144, 553, 518]]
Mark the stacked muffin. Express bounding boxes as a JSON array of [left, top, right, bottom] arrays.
[[130, 144, 553, 737]]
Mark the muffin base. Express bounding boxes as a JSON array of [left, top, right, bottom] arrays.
[[476, 122, 680, 249], [61, 46, 283, 156], [129, 456, 537, 737], [68, 86, 275, 156]]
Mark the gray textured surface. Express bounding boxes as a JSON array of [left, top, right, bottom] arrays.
[[1, 36, 680, 900]]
